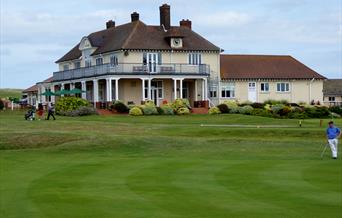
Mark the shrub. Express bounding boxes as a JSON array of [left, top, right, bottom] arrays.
[[142, 105, 158, 115], [251, 108, 272, 117], [208, 107, 221, 115], [229, 108, 239, 114], [251, 102, 265, 109], [156, 107, 163, 115], [264, 104, 272, 111], [287, 111, 307, 119], [177, 107, 190, 115], [264, 99, 288, 105], [238, 105, 254, 115], [56, 97, 89, 114], [129, 106, 143, 116], [223, 100, 238, 109], [271, 104, 285, 114], [217, 104, 230, 113], [303, 106, 330, 118], [239, 101, 252, 107], [329, 106, 342, 116], [161, 105, 174, 115], [59, 106, 97, 117], [0, 99, 4, 110], [144, 100, 155, 107], [172, 99, 191, 110], [112, 100, 129, 113], [277, 106, 292, 116]]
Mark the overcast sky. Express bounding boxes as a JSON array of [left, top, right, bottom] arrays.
[[1, 0, 341, 88]]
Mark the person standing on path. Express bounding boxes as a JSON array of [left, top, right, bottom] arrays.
[[326, 121, 341, 159], [46, 102, 56, 120]]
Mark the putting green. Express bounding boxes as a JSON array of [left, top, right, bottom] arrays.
[[0, 112, 341, 217]]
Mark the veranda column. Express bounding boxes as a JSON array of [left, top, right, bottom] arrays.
[[180, 79, 184, 99], [115, 79, 119, 101], [141, 78, 145, 101], [93, 79, 99, 108], [61, 83, 65, 97], [173, 78, 177, 100], [70, 83, 75, 90], [195, 79, 198, 101], [81, 81, 87, 99], [204, 78, 208, 100], [106, 78, 110, 102], [50, 85, 55, 103], [108, 78, 112, 101], [147, 79, 151, 100], [202, 79, 205, 100]]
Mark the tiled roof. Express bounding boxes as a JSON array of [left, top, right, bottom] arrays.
[[22, 84, 38, 93], [220, 55, 326, 80], [56, 20, 220, 63], [323, 79, 342, 96]]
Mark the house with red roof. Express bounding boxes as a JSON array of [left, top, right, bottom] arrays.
[[24, 4, 326, 108]]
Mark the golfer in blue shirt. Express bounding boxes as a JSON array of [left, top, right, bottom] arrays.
[[326, 121, 341, 159]]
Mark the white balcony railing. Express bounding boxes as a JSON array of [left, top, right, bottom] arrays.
[[53, 63, 210, 81]]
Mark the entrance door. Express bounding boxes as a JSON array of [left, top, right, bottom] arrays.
[[248, 82, 256, 102], [147, 53, 159, 73], [151, 88, 158, 106]]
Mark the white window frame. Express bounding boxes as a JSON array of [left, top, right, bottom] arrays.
[[221, 82, 235, 98], [95, 57, 103, 66], [260, 82, 269, 92], [63, 64, 69, 71], [209, 86, 217, 98], [110, 55, 118, 66], [328, 96, 335, 102], [74, 61, 81, 69], [188, 53, 202, 65], [276, 82, 290, 93]]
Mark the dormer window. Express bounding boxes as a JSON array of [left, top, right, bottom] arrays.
[[171, 38, 183, 48], [63, 64, 69, 71]]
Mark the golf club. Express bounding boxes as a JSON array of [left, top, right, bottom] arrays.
[[320, 144, 329, 159]]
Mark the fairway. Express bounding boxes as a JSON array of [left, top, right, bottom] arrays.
[[0, 112, 341, 218]]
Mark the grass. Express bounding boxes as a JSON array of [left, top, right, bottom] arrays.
[[0, 88, 23, 99], [0, 111, 341, 218]]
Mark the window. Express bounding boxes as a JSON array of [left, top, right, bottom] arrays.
[[328, 97, 335, 102], [188, 53, 202, 65], [276, 82, 290, 92], [144, 81, 163, 99], [85, 60, 92, 67], [96, 57, 103, 65], [221, 82, 235, 98], [74, 61, 81, 69], [260, 82, 269, 92], [110, 55, 118, 66], [63, 64, 69, 71], [209, 86, 217, 98], [182, 82, 189, 99]]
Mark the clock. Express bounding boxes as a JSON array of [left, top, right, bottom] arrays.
[[171, 38, 182, 48]]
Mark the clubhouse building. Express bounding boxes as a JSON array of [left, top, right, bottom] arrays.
[[24, 4, 327, 108]]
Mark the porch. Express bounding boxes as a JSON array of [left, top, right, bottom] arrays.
[[52, 77, 209, 108]]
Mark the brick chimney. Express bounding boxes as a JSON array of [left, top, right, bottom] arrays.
[[159, 4, 170, 30], [106, 20, 115, 29], [180, 19, 191, 29], [131, 12, 139, 22]]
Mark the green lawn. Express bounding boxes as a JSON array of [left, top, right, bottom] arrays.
[[0, 88, 23, 99], [0, 111, 341, 218]]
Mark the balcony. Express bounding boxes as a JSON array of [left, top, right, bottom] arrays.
[[53, 63, 210, 81]]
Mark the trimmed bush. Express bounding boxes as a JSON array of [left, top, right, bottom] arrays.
[[56, 97, 89, 114], [208, 107, 221, 115], [217, 104, 230, 113], [177, 107, 190, 115], [271, 104, 285, 114], [172, 99, 191, 110], [129, 106, 143, 116], [251, 102, 265, 109], [59, 106, 97, 117], [161, 105, 174, 115], [223, 100, 238, 109], [112, 100, 129, 113], [156, 107, 163, 115], [251, 108, 272, 117], [238, 105, 254, 115], [142, 105, 158, 115], [277, 106, 292, 116], [329, 106, 342, 116]]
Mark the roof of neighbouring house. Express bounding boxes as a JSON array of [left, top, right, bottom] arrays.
[[323, 79, 342, 96], [220, 55, 326, 80], [22, 84, 38, 93], [56, 20, 220, 63]]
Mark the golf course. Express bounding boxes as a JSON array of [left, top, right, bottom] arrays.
[[0, 111, 341, 218]]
